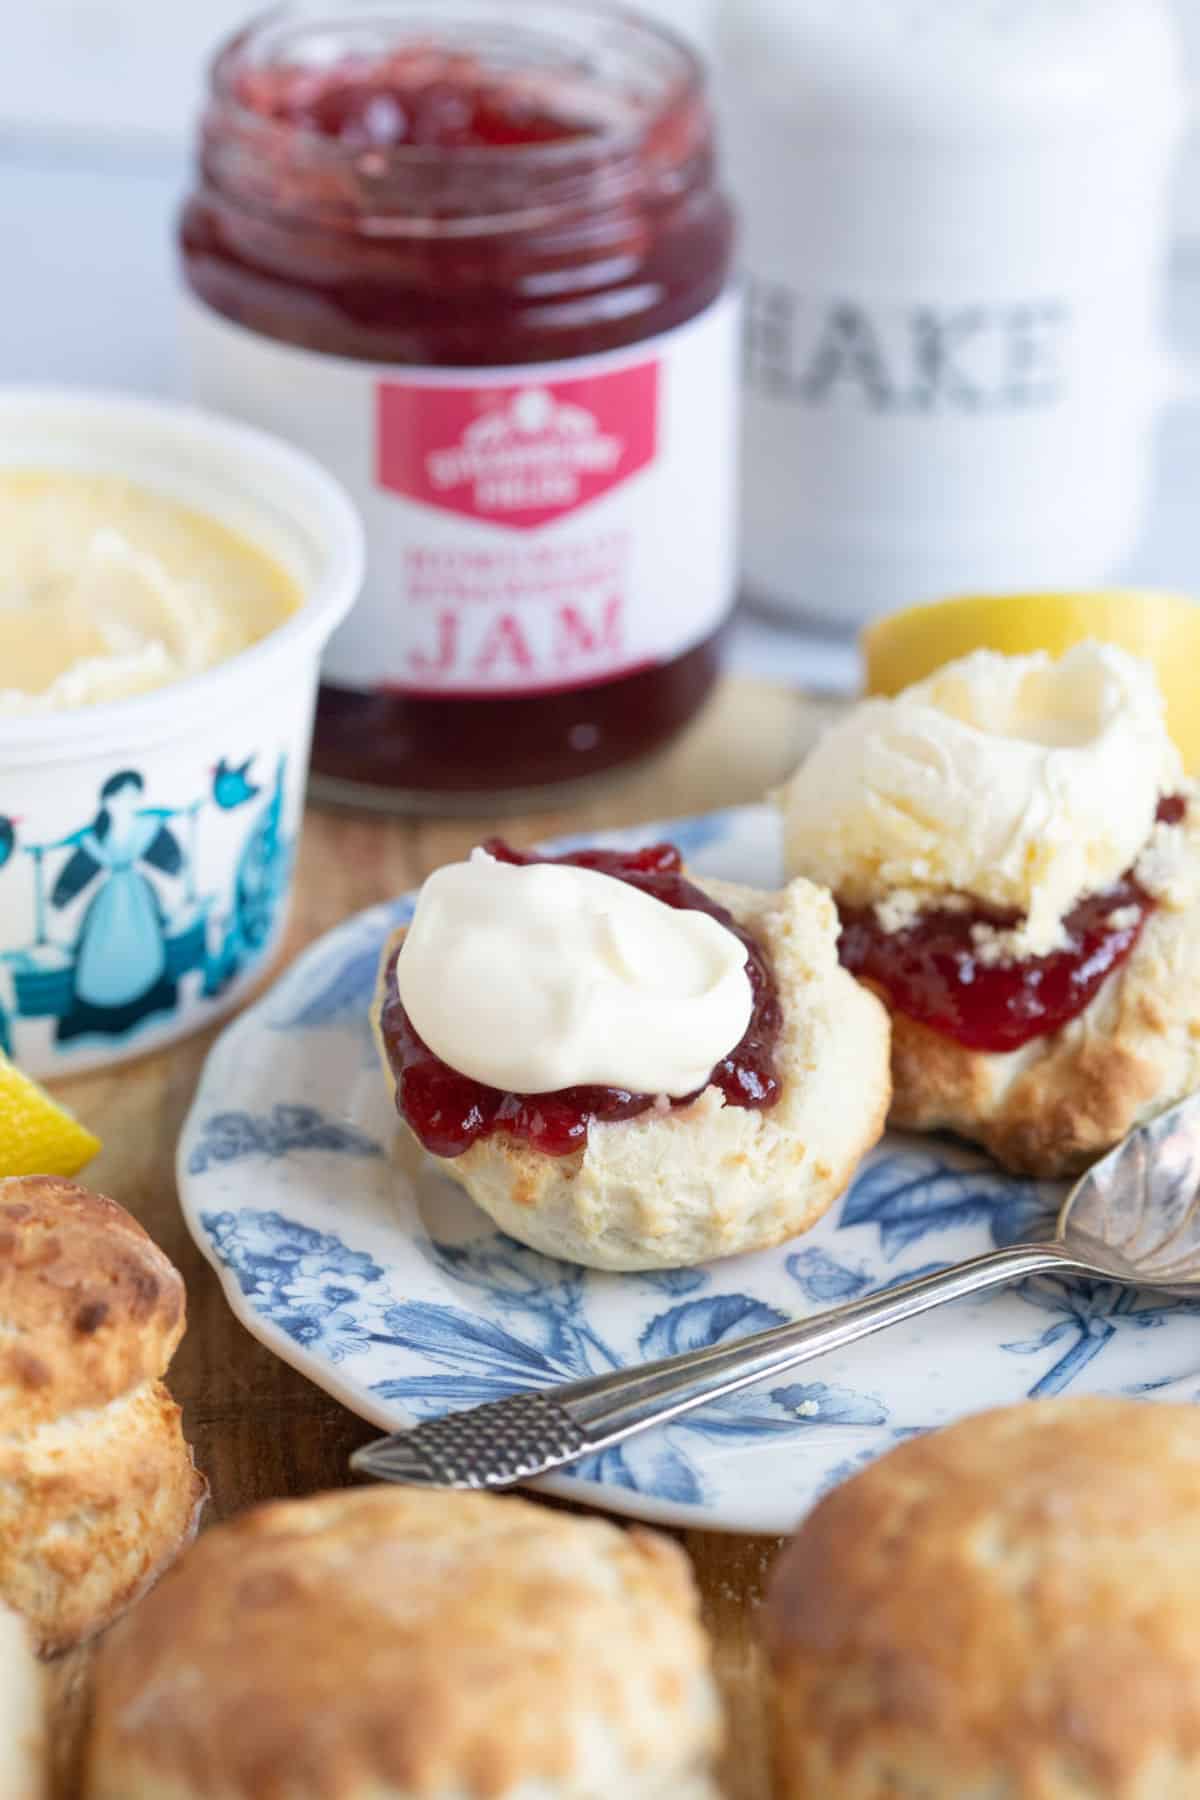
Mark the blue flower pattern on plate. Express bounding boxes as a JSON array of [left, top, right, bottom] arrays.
[[180, 805, 1200, 1531], [201, 1207, 890, 1507], [836, 1147, 1200, 1396], [1001, 1277, 1191, 1397], [840, 1150, 1051, 1258]]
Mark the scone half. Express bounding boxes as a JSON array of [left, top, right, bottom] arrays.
[[373, 874, 891, 1270], [0, 1175, 186, 1432], [0, 1378, 206, 1656], [887, 807, 1200, 1177], [0, 1177, 206, 1653]]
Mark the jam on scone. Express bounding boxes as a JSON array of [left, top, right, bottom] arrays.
[[783, 643, 1198, 1176], [372, 841, 890, 1270], [376, 841, 782, 1159]]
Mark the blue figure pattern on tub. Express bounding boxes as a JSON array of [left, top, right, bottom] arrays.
[[0, 754, 292, 1047], [51, 771, 185, 1042], [204, 757, 293, 998], [213, 756, 262, 810]]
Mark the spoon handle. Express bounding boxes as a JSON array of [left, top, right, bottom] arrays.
[[555, 1241, 1088, 1442], [351, 1241, 1095, 1492]]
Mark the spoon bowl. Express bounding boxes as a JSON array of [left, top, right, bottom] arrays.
[[1058, 1091, 1200, 1293]]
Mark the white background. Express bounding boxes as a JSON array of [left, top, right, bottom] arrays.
[[3, 0, 1200, 692], [0, 0, 716, 148], [2, 0, 1194, 210]]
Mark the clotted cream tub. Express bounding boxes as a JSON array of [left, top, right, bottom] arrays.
[[0, 389, 363, 1077]]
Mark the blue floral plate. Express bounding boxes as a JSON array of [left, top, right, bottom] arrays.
[[178, 804, 1200, 1534]]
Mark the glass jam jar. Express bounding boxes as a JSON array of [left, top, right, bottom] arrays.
[[181, 0, 737, 812]]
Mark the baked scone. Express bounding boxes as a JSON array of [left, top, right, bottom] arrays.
[[888, 800, 1200, 1173], [0, 1603, 45, 1800], [87, 1486, 723, 1800], [765, 1397, 1200, 1800], [373, 850, 890, 1270], [0, 1176, 207, 1653], [781, 643, 1195, 1176]]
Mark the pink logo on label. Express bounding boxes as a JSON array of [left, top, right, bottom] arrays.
[[376, 363, 658, 529]]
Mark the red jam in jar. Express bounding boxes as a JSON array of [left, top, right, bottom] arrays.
[[377, 840, 783, 1157], [838, 796, 1188, 1054], [181, 1, 737, 811]]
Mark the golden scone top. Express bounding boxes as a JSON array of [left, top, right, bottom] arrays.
[[0, 1175, 204, 1656], [88, 1487, 721, 1800], [0, 1175, 184, 1431], [765, 1398, 1200, 1800]]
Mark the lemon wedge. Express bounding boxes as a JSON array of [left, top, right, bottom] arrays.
[[861, 589, 1200, 771], [0, 1051, 101, 1179]]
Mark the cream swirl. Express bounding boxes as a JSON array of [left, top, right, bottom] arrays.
[[396, 849, 754, 1097]]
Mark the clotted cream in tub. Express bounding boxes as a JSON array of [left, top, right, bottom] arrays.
[[0, 389, 362, 1076]]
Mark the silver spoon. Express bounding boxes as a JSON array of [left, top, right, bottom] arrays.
[[350, 1091, 1200, 1492]]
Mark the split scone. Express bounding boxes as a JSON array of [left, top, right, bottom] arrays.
[[0, 1176, 207, 1653], [781, 642, 1196, 1177], [372, 839, 890, 1270], [87, 1486, 723, 1800], [764, 1398, 1200, 1799]]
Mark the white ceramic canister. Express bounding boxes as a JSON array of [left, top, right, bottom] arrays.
[[716, 0, 1188, 627], [0, 390, 362, 1078]]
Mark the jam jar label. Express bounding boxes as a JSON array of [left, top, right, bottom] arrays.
[[377, 366, 660, 530], [183, 292, 739, 697]]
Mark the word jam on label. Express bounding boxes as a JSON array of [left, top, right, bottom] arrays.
[[393, 538, 631, 694]]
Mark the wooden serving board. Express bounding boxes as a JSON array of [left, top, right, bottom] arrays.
[[46, 676, 835, 1800]]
